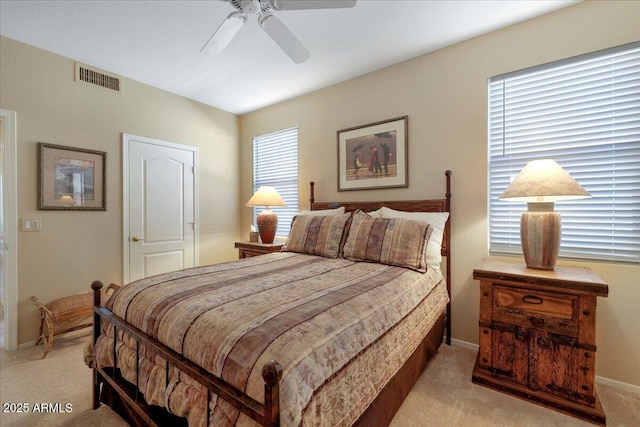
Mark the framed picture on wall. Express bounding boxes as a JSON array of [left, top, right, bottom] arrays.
[[38, 142, 106, 210], [337, 116, 408, 191]]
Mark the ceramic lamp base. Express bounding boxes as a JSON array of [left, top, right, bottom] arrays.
[[520, 205, 561, 270], [257, 210, 278, 244]]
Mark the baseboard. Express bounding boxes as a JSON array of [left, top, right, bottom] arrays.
[[17, 328, 91, 350], [450, 338, 640, 394], [596, 375, 640, 393], [18, 339, 38, 350], [450, 338, 478, 350]]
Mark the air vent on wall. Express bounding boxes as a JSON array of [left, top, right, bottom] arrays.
[[75, 63, 121, 92]]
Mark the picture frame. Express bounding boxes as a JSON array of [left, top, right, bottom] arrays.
[[38, 142, 106, 210], [337, 115, 408, 191]]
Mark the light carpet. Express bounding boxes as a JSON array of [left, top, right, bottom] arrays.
[[1, 330, 638, 426]]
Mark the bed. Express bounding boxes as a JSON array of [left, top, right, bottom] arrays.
[[90, 170, 452, 427]]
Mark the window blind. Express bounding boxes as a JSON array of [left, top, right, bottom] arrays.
[[253, 127, 299, 237], [489, 42, 640, 264]]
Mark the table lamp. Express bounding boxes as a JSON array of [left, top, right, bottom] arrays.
[[499, 159, 591, 270], [246, 186, 286, 244]]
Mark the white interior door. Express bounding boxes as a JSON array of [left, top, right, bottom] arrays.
[[124, 134, 198, 283]]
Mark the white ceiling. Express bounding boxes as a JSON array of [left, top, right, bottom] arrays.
[[0, 0, 580, 115]]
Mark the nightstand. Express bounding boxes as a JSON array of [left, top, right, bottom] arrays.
[[472, 258, 608, 425], [234, 241, 284, 259]]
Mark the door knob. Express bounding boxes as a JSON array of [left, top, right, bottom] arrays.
[[131, 236, 144, 242]]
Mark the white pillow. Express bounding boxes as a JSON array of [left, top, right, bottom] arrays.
[[367, 208, 382, 218], [380, 207, 449, 266], [299, 206, 346, 216]]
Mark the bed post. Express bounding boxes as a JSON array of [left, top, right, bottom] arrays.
[[91, 280, 103, 410], [309, 181, 315, 208], [444, 170, 452, 345], [262, 360, 283, 427]]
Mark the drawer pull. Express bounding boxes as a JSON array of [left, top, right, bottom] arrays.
[[522, 295, 544, 305]]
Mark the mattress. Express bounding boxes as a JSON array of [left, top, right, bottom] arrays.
[[93, 252, 449, 427]]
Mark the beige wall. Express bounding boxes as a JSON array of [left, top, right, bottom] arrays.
[[239, 1, 640, 387], [0, 36, 241, 345]]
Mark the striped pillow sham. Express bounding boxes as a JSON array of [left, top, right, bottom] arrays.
[[342, 210, 433, 272], [282, 212, 352, 258]]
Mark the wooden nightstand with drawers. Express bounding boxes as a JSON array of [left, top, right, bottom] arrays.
[[235, 241, 283, 259], [472, 258, 609, 425]]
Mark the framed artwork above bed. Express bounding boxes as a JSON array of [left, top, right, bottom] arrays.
[[337, 115, 408, 191]]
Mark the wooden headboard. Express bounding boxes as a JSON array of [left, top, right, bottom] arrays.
[[309, 170, 452, 344]]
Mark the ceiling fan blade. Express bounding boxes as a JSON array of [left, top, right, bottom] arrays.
[[259, 13, 310, 64], [201, 11, 247, 55], [269, 0, 357, 10]]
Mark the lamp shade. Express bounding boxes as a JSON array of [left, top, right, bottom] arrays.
[[246, 186, 286, 207], [499, 159, 591, 202]]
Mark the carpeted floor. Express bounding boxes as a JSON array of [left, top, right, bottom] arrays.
[[1, 330, 638, 426]]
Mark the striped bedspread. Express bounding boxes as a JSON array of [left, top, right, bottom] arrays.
[[94, 252, 449, 427]]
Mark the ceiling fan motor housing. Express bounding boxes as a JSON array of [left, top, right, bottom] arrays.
[[241, 0, 262, 15]]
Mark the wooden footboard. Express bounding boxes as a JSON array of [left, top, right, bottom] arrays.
[[91, 281, 283, 427]]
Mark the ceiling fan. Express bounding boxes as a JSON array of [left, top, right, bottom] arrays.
[[201, 0, 357, 64]]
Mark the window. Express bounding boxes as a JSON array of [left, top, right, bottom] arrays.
[[252, 127, 299, 237], [489, 42, 640, 264]]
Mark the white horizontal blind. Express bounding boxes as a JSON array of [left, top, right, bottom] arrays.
[[489, 42, 640, 264], [253, 127, 299, 237]]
